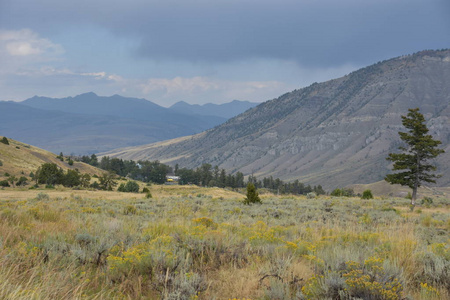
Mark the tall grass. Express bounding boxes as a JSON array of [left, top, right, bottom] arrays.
[[0, 189, 448, 299]]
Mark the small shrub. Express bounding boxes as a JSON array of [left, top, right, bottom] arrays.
[[421, 197, 433, 205], [142, 187, 150, 193], [361, 189, 373, 199], [16, 176, 28, 186], [68, 158, 74, 166], [0, 160, 3, 166], [35, 192, 50, 200], [90, 181, 100, 189], [0, 180, 10, 187], [146, 192, 152, 199], [193, 217, 217, 228], [307, 192, 317, 199], [45, 184, 55, 189], [75, 233, 95, 247], [117, 183, 126, 192], [123, 205, 137, 215], [1, 137, 9, 145], [123, 181, 139, 193]]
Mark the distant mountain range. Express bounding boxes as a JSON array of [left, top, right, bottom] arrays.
[[170, 100, 258, 119], [101, 50, 450, 189], [0, 93, 257, 154]]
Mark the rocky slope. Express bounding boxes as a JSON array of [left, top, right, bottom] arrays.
[[101, 50, 450, 188]]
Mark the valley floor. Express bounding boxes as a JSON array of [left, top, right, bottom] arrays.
[[0, 186, 449, 299]]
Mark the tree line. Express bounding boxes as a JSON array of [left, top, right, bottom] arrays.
[[75, 155, 326, 195]]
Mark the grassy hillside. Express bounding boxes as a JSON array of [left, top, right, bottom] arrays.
[[0, 137, 102, 179], [0, 185, 448, 299]]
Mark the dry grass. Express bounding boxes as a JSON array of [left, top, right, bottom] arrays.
[[0, 186, 448, 299], [0, 138, 101, 178]]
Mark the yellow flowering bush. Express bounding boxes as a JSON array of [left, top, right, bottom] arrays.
[[192, 217, 217, 229], [107, 235, 180, 279], [343, 258, 403, 300], [420, 282, 440, 299]]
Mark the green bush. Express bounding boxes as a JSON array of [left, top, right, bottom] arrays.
[[0, 180, 10, 187], [62, 169, 81, 187], [16, 176, 28, 186], [331, 188, 342, 197], [0, 160, 3, 166], [361, 189, 373, 199], [331, 188, 355, 197], [118, 181, 140, 193], [35, 163, 63, 185], [90, 181, 100, 189], [142, 187, 150, 193], [117, 183, 126, 192], [1, 137, 9, 145], [421, 197, 433, 205]]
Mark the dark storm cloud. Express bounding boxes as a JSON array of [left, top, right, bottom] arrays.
[[1, 0, 449, 67]]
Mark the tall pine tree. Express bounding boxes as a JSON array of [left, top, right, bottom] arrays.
[[385, 108, 444, 206]]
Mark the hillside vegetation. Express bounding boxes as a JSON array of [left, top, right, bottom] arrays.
[[0, 137, 101, 178], [0, 185, 448, 299]]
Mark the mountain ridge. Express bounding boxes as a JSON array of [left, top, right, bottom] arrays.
[[169, 99, 259, 119], [100, 49, 450, 189], [1, 94, 256, 154]]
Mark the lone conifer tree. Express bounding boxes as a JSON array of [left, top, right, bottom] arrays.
[[385, 108, 444, 206], [243, 182, 262, 205]]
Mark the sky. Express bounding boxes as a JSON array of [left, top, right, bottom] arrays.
[[0, 0, 449, 107]]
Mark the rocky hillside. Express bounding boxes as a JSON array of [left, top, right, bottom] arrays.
[[101, 50, 450, 188]]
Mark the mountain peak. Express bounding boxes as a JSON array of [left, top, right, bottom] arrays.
[[106, 49, 450, 189], [77, 92, 98, 97]]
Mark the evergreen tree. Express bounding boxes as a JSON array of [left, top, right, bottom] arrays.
[[35, 163, 64, 185], [243, 183, 262, 205], [385, 108, 445, 206]]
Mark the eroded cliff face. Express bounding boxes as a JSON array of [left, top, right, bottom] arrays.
[[102, 50, 450, 188]]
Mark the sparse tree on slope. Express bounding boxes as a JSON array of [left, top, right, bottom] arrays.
[[385, 108, 444, 206]]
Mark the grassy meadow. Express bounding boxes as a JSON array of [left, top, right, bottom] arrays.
[[0, 184, 449, 299]]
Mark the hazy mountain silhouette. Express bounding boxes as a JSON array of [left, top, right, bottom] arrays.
[[169, 100, 258, 119], [1, 94, 255, 154]]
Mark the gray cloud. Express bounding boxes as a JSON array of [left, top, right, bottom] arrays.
[[2, 0, 449, 68]]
